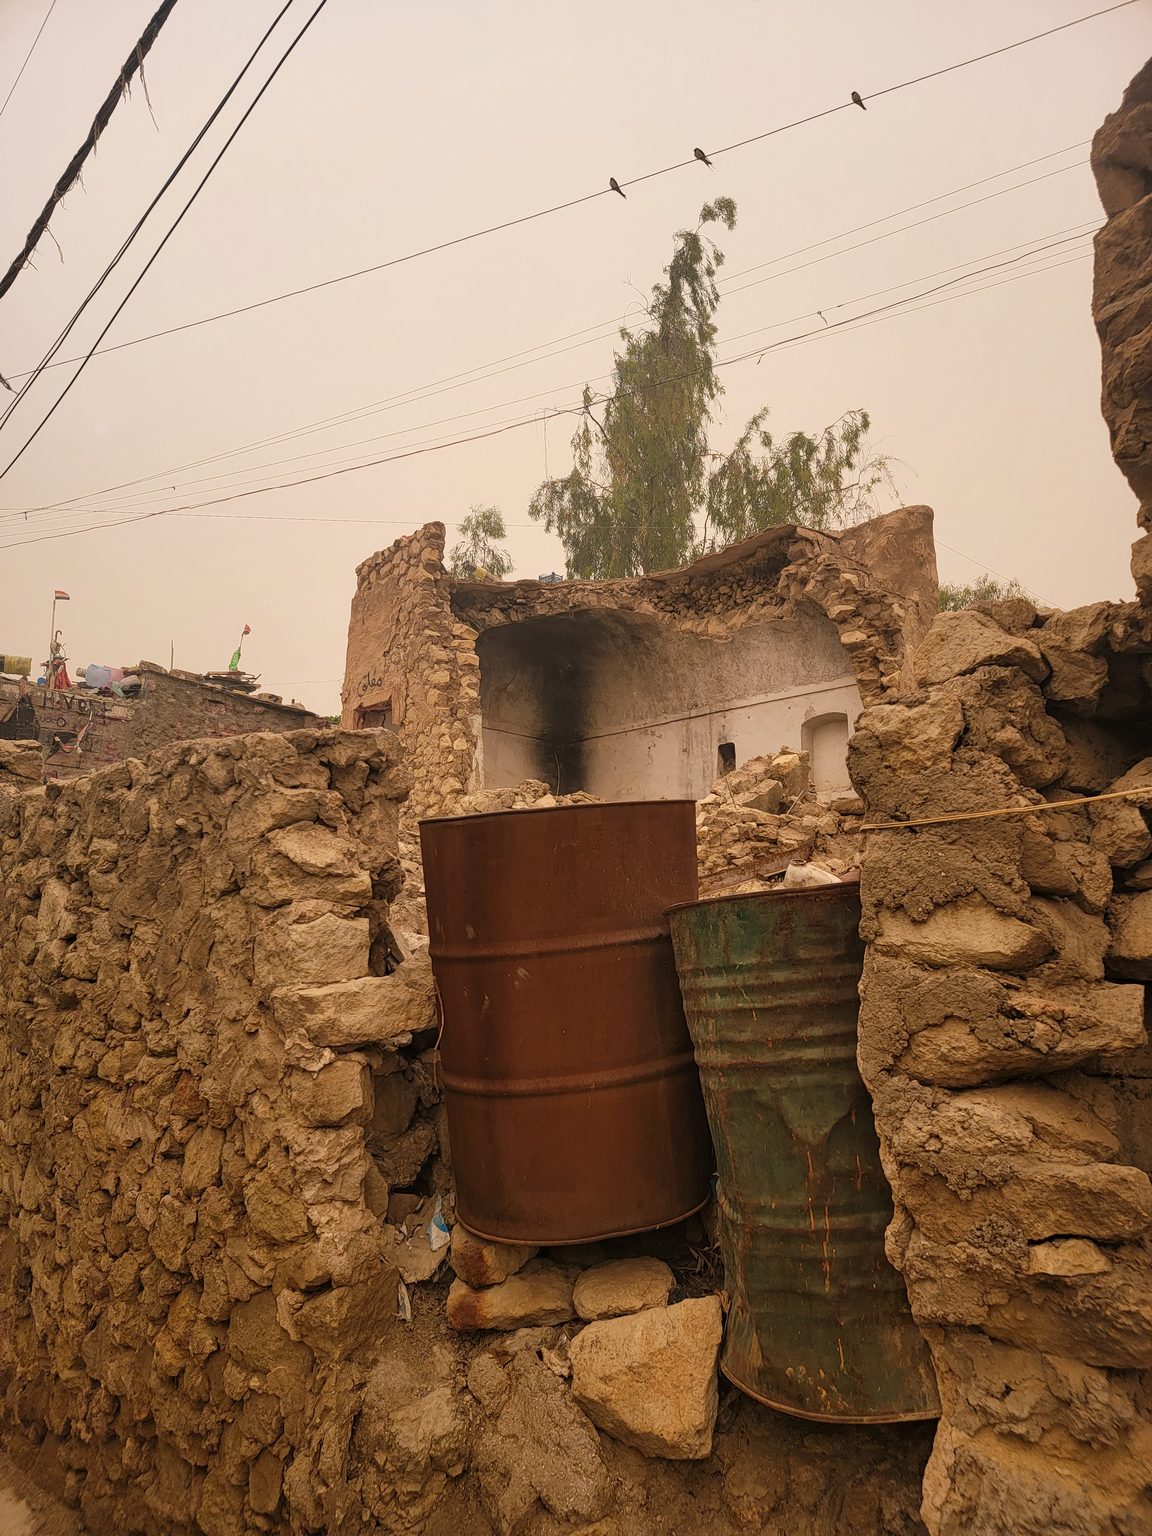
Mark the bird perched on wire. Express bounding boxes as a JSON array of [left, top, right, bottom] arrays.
[[851, 90, 866, 110], [694, 147, 713, 167], [609, 177, 626, 198]]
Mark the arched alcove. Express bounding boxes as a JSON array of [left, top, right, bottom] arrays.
[[476, 608, 860, 800], [802, 711, 853, 797]]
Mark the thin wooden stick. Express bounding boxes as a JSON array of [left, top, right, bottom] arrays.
[[860, 784, 1152, 832]]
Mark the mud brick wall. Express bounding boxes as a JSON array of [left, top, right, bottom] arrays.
[[848, 602, 1152, 1536], [0, 728, 451, 1536]]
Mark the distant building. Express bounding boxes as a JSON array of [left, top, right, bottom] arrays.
[[0, 661, 319, 781]]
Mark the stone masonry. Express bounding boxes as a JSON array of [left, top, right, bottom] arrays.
[[0, 724, 936, 1536], [832, 60, 1152, 1534], [2, 54, 1150, 1536], [849, 602, 1152, 1535], [0, 727, 453, 1536]]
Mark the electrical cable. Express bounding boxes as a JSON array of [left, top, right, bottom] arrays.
[[0, 242, 1093, 550], [0, 236, 1097, 532], [0, 0, 1129, 389], [18, 153, 1096, 518], [7, 223, 1096, 524], [0, 138, 1090, 393], [0, 0, 301, 436], [0, 0, 59, 125], [0, 0, 332, 485], [0, 0, 180, 308]]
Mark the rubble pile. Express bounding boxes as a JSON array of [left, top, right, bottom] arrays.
[[443, 1230, 924, 1534], [696, 748, 864, 893]]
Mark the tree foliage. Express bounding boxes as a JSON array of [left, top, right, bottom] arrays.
[[703, 406, 897, 550], [447, 505, 512, 580], [529, 199, 897, 578], [937, 574, 1026, 611]]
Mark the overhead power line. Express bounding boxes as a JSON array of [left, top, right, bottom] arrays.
[[0, 2, 1132, 389], [0, 0, 60, 125], [0, 0, 301, 439], [17, 145, 1094, 518], [0, 243, 1091, 551], [0, 230, 1098, 530], [0, 0, 332, 486], [23, 226, 1094, 522], [0, 140, 1091, 388], [0, 0, 181, 314]]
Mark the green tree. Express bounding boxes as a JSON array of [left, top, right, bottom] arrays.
[[529, 199, 896, 578], [937, 574, 1026, 611], [447, 505, 513, 580]]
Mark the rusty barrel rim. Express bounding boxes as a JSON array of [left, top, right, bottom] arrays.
[[720, 1364, 940, 1425], [420, 797, 697, 828], [457, 1193, 711, 1248], [666, 876, 861, 921]]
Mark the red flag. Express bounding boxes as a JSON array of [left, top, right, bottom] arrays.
[[54, 589, 70, 600], [242, 623, 251, 635]]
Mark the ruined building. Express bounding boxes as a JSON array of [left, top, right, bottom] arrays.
[[341, 504, 938, 816]]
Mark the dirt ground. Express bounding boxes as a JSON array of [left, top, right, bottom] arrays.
[[0, 1451, 84, 1536]]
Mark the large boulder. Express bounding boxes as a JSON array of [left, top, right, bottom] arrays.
[[569, 1296, 722, 1460], [914, 611, 1048, 687]]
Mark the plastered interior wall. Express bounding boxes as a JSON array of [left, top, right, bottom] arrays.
[[476, 609, 859, 800]]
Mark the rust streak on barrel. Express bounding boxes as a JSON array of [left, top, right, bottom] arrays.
[[421, 801, 712, 1245]]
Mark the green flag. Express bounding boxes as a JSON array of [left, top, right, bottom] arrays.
[[228, 647, 242, 672]]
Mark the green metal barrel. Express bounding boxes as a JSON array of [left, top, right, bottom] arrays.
[[668, 882, 939, 1424]]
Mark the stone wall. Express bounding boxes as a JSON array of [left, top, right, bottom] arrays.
[[342, 525, 481, 820], [341, 507, 938, 817], [848, 602, 1152, 1535], [0, 726, 453, 1536], [1093, 57, 1152, 600], [128, 669, 318, 758]]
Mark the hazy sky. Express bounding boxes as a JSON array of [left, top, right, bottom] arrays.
[[1, 0, 1150, 717]]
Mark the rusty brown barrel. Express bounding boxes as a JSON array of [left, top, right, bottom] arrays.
[[668, 882, 939, 1423], [420, 801, 712, 1245]]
